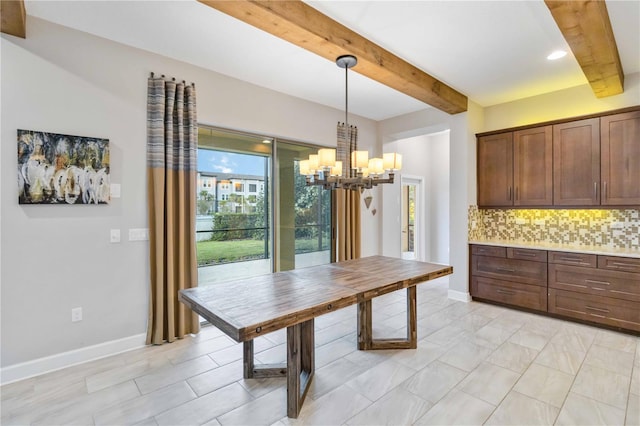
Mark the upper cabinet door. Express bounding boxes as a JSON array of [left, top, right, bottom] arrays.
[[477, 132, 513, 207], [513, 126, 553, 206], [601, 111, 640, 206], [553, 118, 600, 206]]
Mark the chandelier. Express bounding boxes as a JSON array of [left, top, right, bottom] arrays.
[[299, 55, 402, 190]]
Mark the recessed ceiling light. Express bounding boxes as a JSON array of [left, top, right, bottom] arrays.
[[262, 139, 272, 144], [547, 50, 567, 60]]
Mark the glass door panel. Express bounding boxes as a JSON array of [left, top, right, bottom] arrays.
[[196, 127, 272, 286], [275, 141, 332, 271], [402, 183, 416, 260]]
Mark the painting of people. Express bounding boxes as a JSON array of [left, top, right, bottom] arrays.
[[17, 129, 110, 205]]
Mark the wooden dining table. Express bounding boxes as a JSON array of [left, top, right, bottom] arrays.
[[179, 255, 453, 418]]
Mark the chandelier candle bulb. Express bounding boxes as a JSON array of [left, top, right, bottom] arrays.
[[331, 161, 343, 176], [299, 160, 310, 176], [318, 148, 336, 168], [383, 153, 402, 171], [308, 154, 319, 173], [368, 157, 384, 175], [351, 150, 369, 169]]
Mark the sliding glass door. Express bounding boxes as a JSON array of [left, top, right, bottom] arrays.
[[276, 141, 332, 271], [196, 126, 332, 286]]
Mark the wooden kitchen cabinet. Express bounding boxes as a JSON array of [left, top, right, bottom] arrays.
[[601, 110, 640, 206], [477, 132, 513, 207], [548, 252, 640, 332], [477, 126, 552, 207], [477, 107, 640, 208], [513, 126, 553, 206], [553, 118, 600, 206], [470, 245, 547, 311], [470, 244, 640, 333]]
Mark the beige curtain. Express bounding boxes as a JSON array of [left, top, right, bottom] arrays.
[[146, 75, 199, 345], [336, 123, 361, 261], [336, 189, 361, 261]]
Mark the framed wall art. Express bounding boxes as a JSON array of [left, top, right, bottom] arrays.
[[17, 129, 110, 205]]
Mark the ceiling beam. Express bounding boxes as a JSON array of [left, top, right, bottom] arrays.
[[198, 0, 468, 114], [545, 0, 624, 98], [1, 0, 26, 38]]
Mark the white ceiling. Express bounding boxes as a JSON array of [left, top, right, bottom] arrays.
[[25, 0, 640, 121]]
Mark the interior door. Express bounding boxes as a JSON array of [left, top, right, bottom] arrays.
[[401, 182, 417, 260]]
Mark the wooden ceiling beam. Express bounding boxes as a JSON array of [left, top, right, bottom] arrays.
[[545, 0, 624, 98], [1, 0, 26, 38], [198, 0, 468, 114]]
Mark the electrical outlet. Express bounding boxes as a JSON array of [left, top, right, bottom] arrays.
[[110, 229, 121, 243], [71, 307, 83, 322]]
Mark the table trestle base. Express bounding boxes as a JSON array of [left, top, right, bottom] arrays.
[[243, 319, 315, 418], [358, 286, 418, 350]]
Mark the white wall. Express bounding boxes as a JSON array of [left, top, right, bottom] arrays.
[[0, 17, 378, 378], [378, 103, 483, 301], [381, 131, 450, 264], [425, 131, 450, 264]]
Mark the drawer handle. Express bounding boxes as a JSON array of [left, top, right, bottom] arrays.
[[559, 257, 584, 262], [586, 306, 610, 314], [585, 279, 610, 286], [497, 267, 516, 273], [496, 289, 515, 296], [515, 251, 537, 257], [611, 262, 635, 268]]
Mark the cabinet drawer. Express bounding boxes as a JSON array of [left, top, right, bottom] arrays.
[[471, 276, 547, 311], [548, 251, 597, 268], [471, 255, 547, 286], [507, 247, 547, 262], [548, 289, 640, 332], [549, 264, 640, 301], [471, 245, 506, 258], [598, 256, 640, 274]]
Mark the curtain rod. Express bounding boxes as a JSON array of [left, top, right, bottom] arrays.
[[149, 72, 195, 87]]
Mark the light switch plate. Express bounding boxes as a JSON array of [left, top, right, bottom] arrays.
[[110, 184, 121, 198], [129, 228, 149, 241], [110, 229, 121, 243]]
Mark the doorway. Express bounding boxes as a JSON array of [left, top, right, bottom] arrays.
[[401, 176, 423, 260]]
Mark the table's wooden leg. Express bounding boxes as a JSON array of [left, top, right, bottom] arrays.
[[357, 300, 373, 350], [287, 319, 315, 418], [243, 340, 287, 379], [358, 286, 418, 350], [242, 320, 315, 418]]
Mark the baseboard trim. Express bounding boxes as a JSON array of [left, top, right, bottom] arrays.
[[448, 289, 472, 303], [0, 333, 147, 385]]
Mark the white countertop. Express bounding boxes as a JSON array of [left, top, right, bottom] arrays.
[[468, 239, 640, 259]]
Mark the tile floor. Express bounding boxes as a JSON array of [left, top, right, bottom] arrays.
[[2, 277, 639, 425]]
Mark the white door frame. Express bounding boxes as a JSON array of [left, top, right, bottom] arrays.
[[400, 175, 425, 261]]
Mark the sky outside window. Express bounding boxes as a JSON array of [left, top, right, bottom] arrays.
[[198, 149, 265, 175]]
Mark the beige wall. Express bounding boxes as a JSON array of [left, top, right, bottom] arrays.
[[483, 72, 640, 132]]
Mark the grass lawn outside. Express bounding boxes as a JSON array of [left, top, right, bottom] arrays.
[[197, 238, 330, 266]]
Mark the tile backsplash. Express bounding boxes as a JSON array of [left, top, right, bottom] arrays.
[[468, 205, 640, 249]]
